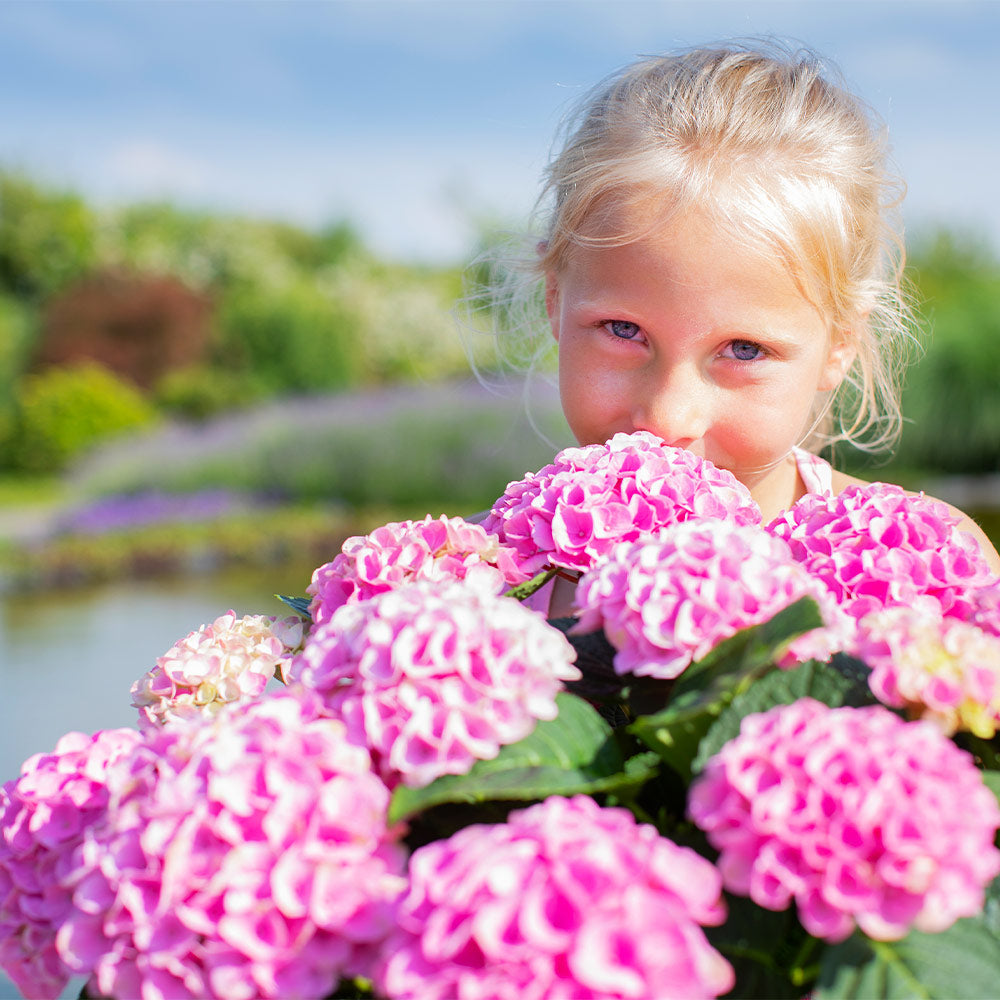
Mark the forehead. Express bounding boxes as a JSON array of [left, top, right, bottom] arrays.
[[557, 202, 831, 337], [559, 194, 824, 314]]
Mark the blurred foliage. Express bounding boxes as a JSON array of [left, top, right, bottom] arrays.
[[0, 167, 998, 480], [0, 169, 486, 472], [893, 231, 1000, 475], [0, 363, 157, 473], [4, 503, 363, 591], [96, 201, 361, 291], [0, 173, 98, 300], [70, 384, 571, 515], [0, 292, 34, 406], [216, 278, 363, 394], [154, 365, 270, 421]]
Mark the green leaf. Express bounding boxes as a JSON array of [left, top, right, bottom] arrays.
[[628, 598, 825, 777], [692, 658, 878, 774], [708, 894, 818, 999], [815, 915, 1000, 1000], [954, 731, 1000, 771], [503, 566, 559, 603], [672, 597, 825, 699], [981, 875, 1000, 940], [388, 692, 658, 823], [981, 769, 1000, 805], [276, 594, 312, 619]]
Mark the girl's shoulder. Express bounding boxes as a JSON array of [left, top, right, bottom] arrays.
[[830, 470, 1000, 575]]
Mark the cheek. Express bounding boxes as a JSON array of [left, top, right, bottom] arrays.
[[713, 385, 816, 459], [557, 345, 631, 440]]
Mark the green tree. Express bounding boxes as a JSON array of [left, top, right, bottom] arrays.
[[0, 171, 97, 301], [216, 279, 363, 394], [896, 232, 1000, 475]]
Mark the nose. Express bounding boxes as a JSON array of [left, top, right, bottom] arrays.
[[631, 363, 710, 450]]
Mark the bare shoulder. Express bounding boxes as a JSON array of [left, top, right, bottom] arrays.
[[830, 470, 1000, 576], [829, 469, 868, 493]]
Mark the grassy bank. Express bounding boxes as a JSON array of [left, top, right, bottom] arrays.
[[0, 379, 572, 591]]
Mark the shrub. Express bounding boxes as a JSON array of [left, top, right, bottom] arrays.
[[216, 279, 363, 394], [325, 262, 482, 383], [895, 235, 1000, 474], [154, 365, 269, 421], [1, 363, 156, 473], [838, 230, 1000, 478], [0, 171, 97, 301], [0, 293, 34, 406], [70, 380, 572, 514]]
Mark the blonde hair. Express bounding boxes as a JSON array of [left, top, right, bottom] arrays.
[[470, 39, 919, 453]]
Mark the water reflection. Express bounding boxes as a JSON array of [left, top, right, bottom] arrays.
[[1, 563, 316, 786], [0, 565, 315, 998]]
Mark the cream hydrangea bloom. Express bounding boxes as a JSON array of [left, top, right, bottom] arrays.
[[131, 611, 304, 728]]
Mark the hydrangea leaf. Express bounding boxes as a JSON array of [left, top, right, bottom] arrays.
[[388, 692, 657, 823], [692, 657, 878, 774], [628, 597, 824, 777], [503, 566, 559, 602], [981, 769, 1000, 805], [955, 732, 1000, 772], [276, 593, 312, 619], [671, 596, 825, 698], [704, 892, 815, 999], [814, 915, 1000, 999], [982, 874, 1000, 939]]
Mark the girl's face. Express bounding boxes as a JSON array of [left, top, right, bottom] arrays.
[[546, 203, 856, 520]]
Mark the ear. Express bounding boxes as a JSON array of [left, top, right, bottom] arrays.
[[817, 326, 859, 392]]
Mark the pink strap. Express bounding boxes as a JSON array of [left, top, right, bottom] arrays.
[[793, 447, 834, 495]]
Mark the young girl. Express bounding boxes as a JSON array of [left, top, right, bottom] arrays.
[[477, 40, 1000, 615]]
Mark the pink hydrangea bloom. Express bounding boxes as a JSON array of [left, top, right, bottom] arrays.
[[130, 611, 304, 729], [0, 728, 142, 1000], [967, 580, 1000, 637], [375, 794, 734, 1000], [688, 698, 1000, 942], [55, 691, 407, 1000], [573, 521, 847, 679], [288, 580, 580, 789], [855, 606, 1000, 738], [767, 483, 995, 623], [308, 515, 530, 627], [481, 432, 762, 575]]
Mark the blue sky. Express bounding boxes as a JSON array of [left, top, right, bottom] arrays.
[[0, 0, 997, 263]]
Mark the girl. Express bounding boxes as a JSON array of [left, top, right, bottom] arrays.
[[477, 40, 1000, 615]]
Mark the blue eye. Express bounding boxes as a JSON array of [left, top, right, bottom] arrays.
[[607, 320, 641, 340], [729, 340, 764, 361]]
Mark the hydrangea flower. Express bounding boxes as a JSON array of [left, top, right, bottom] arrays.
[[56, 691, 407, 1000], [767, 483, 995, 623], [573, 521, 846, 679], [375, 794, 734, 1000], [130, 611, 304, 728], [481, 432, 761, 576], [688, 699, 1000, 942], [308, 514, 530, 628], [967, 580, 1000, 638], [288, 580, 580, 789], [0, 728, 143, 1000], [855, 606, 1000, 738]]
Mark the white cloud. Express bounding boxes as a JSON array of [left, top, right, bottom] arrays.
[[76, 131, 542, 263], [104, 141, 218, 200]]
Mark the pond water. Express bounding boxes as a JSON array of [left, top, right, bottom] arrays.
[[1, 563, 317, 785], [1, 563, 319, 999]]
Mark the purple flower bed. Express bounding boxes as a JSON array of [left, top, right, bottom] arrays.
[[52, 490, 251, 537]]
